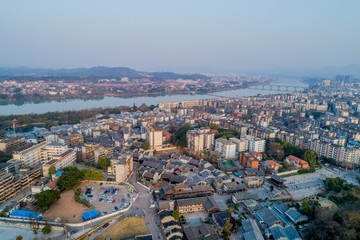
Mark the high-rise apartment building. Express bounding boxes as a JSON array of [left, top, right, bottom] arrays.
[[215, 138, 236, 159], [108, 154, 133, 183], [187, 128, 215, 153], [146, 124, 163, 149]]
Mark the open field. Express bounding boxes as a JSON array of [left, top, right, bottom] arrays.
[[43, 189, 91, 223], [319, 199, 337, 208], [95, 216, 148, 240]]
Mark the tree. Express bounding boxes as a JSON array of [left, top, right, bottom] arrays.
[[97, 157, 110, 170], [210, 123, 219, 130], [301, 200, 313, 217], [48, 166, 56, 175], [170, 123, 193, 147], [96, 171, 104, 180], [57, 166, 83, 191], [0, 209, 8, 217], [13, 87, 22, 93], [142, 140, 150, 150], [222, 222, 233, 240], [42, 225, 52, 234], [16, 236, 23, 240], [303, 150, 317, 167], [35, 190, 60, 210], [172, 209, 180, 220]]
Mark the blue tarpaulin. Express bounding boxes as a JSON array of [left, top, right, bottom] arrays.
[[9, 210, 42, 220], [82, 209, 99, 221], [54, 171, 64, 176]]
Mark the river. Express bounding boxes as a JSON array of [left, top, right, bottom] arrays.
[[0, 79, 307, 116]]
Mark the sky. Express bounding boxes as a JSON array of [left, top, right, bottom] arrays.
[[0, 0, 359, 72]]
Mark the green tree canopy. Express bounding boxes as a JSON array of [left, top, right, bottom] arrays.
[[170, 123, 193, 147], [57, 166, 83, 191], [35, 190, 60, 210], [142, 140, 150, 150], [97, 157, 110, 170], [16, 236, 23, 240], [303, 150, 317, 167], [48, 166, 56, 175], [172, 209, 180, 220], [41, 225, 52, 234]]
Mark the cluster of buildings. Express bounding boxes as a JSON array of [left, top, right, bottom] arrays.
[[0, 75, 359, 239], [0, 73, 265, 103]]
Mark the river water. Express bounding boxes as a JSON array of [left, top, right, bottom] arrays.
[[0, 78, 307, 116]]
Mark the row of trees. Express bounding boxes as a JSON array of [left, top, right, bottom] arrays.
[[81, 169, 104, 180], [57, 166, 104, 191]]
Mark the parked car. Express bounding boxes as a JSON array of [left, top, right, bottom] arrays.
[[103, 223, 109, 228]]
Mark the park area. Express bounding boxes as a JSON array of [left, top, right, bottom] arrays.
[[95, 216, 148, 240]]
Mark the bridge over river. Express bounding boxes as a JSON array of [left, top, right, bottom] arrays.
[[249, 84, 308, 92]]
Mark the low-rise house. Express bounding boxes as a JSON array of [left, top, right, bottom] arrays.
[[212, 211, 231, 230], [265, 160, 282, 172], [270, 224, 302, 240], [161, 183, 213, 200], [255, 207, 285, 228], [223, 182, 247, 193], [270, 174, 285, 187], [285, 155, 309, 169], [232, 192, 259, 204], [183, 223, 220, 240], [243, 218, 264, 240], [176, 196, 220, 214]]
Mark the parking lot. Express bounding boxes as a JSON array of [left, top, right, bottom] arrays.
[[80, 182, 137, 216]]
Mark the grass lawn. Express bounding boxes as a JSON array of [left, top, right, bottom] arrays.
[[95, 216, 148, 240]]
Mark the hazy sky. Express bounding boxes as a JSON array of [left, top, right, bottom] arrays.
[[0, 0, 359, 72]]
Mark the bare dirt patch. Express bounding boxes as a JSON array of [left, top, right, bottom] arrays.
[[319, 199, 337, 208], [95, 216, 148, 240], [43, 189, 92, 223]]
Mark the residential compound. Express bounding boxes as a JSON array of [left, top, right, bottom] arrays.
[[186, 128, 215, 153], [8, 142, 75, 171]]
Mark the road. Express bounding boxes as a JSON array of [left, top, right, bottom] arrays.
[[127, 168, 164, 240]]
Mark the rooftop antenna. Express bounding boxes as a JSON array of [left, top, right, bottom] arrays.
[[12, 118, 18, 137]]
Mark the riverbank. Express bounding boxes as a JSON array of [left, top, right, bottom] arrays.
[[0, 84, 249, 106], [0, 85, 297, 116]]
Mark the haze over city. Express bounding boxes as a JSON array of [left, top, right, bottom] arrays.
[[1, 0, 360, 72]]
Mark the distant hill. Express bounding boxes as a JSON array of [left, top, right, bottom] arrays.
[[0, 66, 209, 80]]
